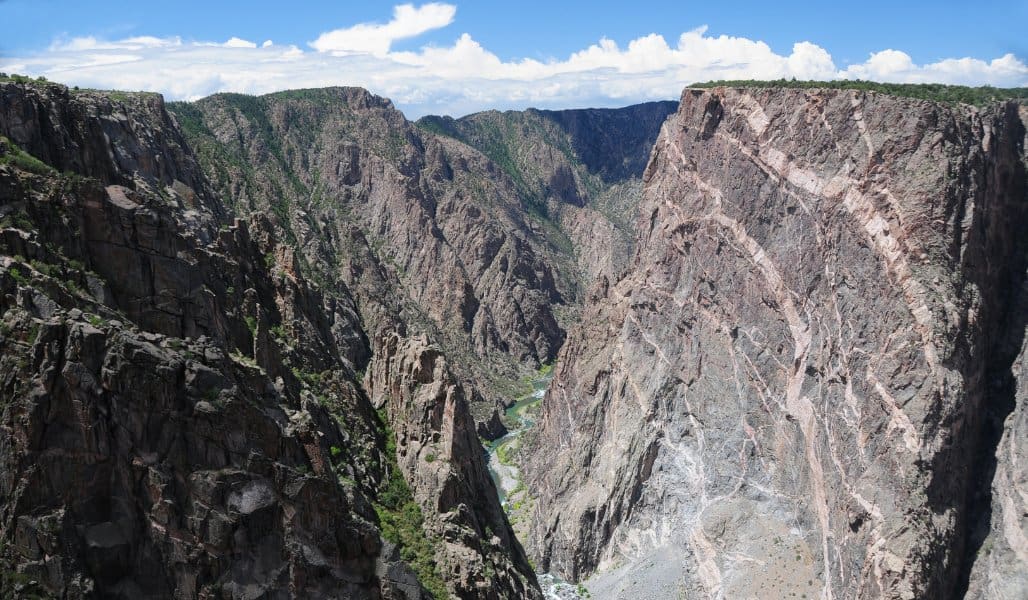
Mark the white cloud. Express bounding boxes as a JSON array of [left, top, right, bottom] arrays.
[[309, 2, 456, 55], [840, 50, 1027, 86], [49, 35, 183, 52], [4, 3, 1026, 118], [221, 37, 258, 49]]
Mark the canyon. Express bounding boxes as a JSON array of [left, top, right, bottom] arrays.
[[0, 76, 1025, 600]]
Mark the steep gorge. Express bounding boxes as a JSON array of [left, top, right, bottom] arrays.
[[165, 92, 673, 432], [0, 76, 1025, 600], [0, 79, 673, 599]]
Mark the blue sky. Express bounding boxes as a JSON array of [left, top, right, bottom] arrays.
[[2, 1, 1025, 117]]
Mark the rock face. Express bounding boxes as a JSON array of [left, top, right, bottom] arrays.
[[418, 102, 678, 288], [965, 107, 1028, 599], [170, 91, 568, 406], [966, 333, 1028, 599], [523, 88, 1028, 599], [0, 80, 538, 598]]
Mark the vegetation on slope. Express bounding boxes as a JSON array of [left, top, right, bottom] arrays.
[[691, 79, 1028, 105], [374, 411, 448, 599], [0, 136, 55, 176]]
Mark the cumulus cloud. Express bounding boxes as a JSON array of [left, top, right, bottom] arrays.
[[221, 37, 258, 49], [840, 50, 1027, 86], [310, 2, 456, 55], [3, 3, 1026, 118]]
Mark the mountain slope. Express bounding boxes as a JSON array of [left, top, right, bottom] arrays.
[[168, 93, 676, 435], [0, 80, 539, 599], [418, 102, 678, 287], [168, 90, 569, 408]]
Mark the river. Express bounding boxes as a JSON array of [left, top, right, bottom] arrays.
[[485, 371, 589, 600]]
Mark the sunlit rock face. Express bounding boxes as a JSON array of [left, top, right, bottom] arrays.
[[524, 87, 1028, 600]]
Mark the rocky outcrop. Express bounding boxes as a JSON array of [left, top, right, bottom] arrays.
[[0, 80, 539, 598], [524, 87, 1028, 599], [0, 82, 219, 214], [367, 333, 539, 599]]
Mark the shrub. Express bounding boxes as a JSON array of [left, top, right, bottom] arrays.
[[8, 266, 27, 284], [374, 413, 448, 598], [244, 315, 258, 335]]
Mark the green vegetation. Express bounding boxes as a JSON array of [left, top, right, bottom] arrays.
[[0, 73, 34, 83], [495, 437, 519, 466], [244, 315, 258, 336], [229, 350, 259, 369], [415, 115, 460, 139], [291, 367, 326, 389], [374, 410, 448, 599], [269, 324, 287, 342], [0, 136, 56, 176], [0, 211, 34, 231], [27, 260, 55, 278], [502, 361, 554, 400], [7, 266, 27, 284], [27, 322, 41, 345], [691, 79, 1028, 106]]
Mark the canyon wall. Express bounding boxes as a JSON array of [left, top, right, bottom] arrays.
[[4, 76, 1024, 599], [524, 87, 1028, 599], [0, 81, 538, 599]]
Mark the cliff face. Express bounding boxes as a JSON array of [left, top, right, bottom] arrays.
[[418, 102, 678, 289], [523, 88, 1028, 599], [0, 81, 538, 599], [965, 106, 1028, 600]]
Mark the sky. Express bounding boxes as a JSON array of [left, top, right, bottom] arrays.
[[1, 1, 1025, 118]]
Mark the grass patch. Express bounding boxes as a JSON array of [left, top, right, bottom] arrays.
[[0, 211, 34, 231], [8, 266, 27, 284], [244, 315, 258, 336], [229, 350, 259, 369], [0, 136, 55, 176]]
